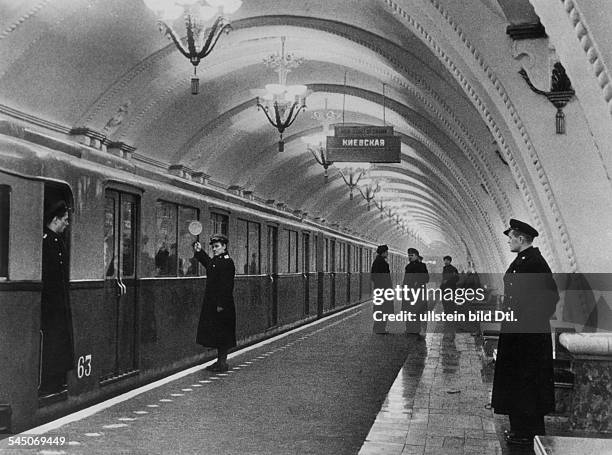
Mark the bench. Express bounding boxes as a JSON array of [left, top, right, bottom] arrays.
[[534, 435, 612, 454]]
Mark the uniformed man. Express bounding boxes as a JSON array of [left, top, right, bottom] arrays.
[[402, 248, 429, 338], [193, 234, 236, 373], [440, 255, 459, 313], [491, 219, 559, 446], [370, 244, 393, 334], [40, 200, 75, 396]]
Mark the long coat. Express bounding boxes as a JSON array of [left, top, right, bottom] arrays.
[[371, 255, 392, 290], [41, 227, 75, 377], [491, 246, 559, 416], [402, 261, 429, 331], [371, 255, 394, 317], [194, 250, 236, 349], [441, 264, 459, 290]]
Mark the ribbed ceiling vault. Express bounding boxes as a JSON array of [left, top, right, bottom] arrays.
[[0, 0, 540, 272]]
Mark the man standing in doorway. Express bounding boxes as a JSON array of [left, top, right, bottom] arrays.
[[40, 201, 75, 396], [492, 219, 559, 446]]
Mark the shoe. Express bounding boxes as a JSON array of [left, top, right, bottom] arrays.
[[504, 432, 532, 446], [209, 363, 229, 373]]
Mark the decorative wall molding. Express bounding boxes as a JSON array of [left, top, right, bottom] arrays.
[[382, 0, 578, 271], [0, 1, 52, 40], [559, 0, 612, 182]]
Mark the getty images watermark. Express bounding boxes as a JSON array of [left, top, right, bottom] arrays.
[[372, 285, 516, 323]]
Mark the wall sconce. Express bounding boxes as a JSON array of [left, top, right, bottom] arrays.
[[519, 62, 574, 134]]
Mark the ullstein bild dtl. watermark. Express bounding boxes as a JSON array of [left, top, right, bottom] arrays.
[[371, 285, 517, 324]]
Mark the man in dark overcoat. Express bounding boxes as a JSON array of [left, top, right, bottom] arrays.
[[40, 201, 75, 396], [370, 245, 393, 334], [492, 219, 559, 446], [440, 255, 459, 313], [402, 248, 429, 337], [193, 234, 236, 373]]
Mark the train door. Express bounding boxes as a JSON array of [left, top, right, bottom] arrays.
[[330, 239, 336, 309], [346, 245, 352, 303], [101, 190, 138, 382], [358, 246, 363, 299], [265, 225, 278, 328], [302, 232, 310, 315]]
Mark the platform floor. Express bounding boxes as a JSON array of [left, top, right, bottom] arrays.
[[358, 329, 501, 455], [0, 301, 541, 455]]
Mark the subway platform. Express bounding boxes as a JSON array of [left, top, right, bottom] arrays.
[[0, 301, 542, 455]]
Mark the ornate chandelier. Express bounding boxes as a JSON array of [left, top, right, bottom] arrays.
[[256, 37, 307, 152], [143, 0, 242, 94], [358, 179, 380, 210], [334, 163, 370, 200], [302, 135, 332, 183]]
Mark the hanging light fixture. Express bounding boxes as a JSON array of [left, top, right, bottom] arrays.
[[301, 98, 341, 181], [373, 197, 385, 219], [143, 0, 242, 95], [358, 178, 380, 210], [335, 163, 370, 200], [255, 37, 308, 152], [302, 135, 332, 183]]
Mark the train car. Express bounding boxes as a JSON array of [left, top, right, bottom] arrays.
[[0, 121, 406, 432]]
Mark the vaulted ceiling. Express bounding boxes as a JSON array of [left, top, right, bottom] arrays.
[[0, 0, 543, 271]]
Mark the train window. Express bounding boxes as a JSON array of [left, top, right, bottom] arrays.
[[265, 226, 277, 274], [0, 185, 9, 279], [210, 212, 228, 237], [104, 197, 117, 277], [178, 206, 199, 276], [155, 201, 177, 276], [248, 222, 260, 274], [324, 238, 329, 272], [302, 233, 310, 273], [154, 201, 200, 277], [120, 196, 137, 278], [313, 235, 319, 272], [281, 229, 298, 273], [236, 219, 260, 275]]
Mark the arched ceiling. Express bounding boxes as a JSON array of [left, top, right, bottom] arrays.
[[0, 0, 543, 271]]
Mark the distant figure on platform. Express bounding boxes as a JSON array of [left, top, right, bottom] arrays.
[[440, 255, 459, 312], [40, 201, 75, 396], [492, 219, 559, 446], [193, 234, 236, 373], [370, 244, 393, 334], [402, 248, 429, 338]]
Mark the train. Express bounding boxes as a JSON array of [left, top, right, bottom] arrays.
[[0, 120, 406, 433]]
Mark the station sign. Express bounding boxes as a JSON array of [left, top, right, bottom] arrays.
[[326, 125, 401, 163]]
